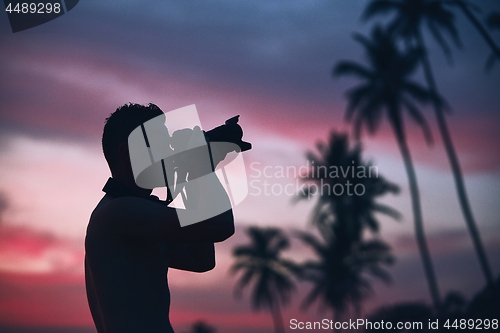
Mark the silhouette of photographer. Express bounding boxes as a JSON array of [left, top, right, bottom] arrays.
[[85, 103, 249, 333]]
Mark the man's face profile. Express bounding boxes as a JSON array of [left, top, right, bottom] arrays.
[[126, 104, 249, 226]]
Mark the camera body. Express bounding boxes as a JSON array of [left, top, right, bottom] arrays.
[[129, 112, 251, 197], [204, 115, 252, 152], [165, 115, 251, 203]]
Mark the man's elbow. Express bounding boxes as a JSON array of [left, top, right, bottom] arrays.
[[213, 222, 234, 243], [171, 259, 215, 273], [199, 258, 216, 272], [189, 257, 216, 273]]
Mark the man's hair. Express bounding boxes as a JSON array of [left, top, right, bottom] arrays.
[[102, 103, 164, 172]]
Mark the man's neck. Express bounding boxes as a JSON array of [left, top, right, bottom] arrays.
[[112, 175, 152, 197]]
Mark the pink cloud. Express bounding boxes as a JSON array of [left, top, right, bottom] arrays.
[[0, 271, 90, 326], [2, 41, 499, 176], [0, 222, 277, 330], [0, 222, 498, 331], [0, 225, 84, 274]]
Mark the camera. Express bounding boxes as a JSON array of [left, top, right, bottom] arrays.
[[129, 112, 251, 195], [204, 115, 252, 152]]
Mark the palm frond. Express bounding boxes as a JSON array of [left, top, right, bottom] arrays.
[[294, 230, 327, 257], [429, 3, 462, 48], [372, 203, 402, 220], [230, 226, 296, 315], [362, 0, 400, 21], [487, 12, 500, 30], [233, 269, 256, 298], [300, 282, 325, 311], [344, 84, 373, 122], [427, 19, 453, 62], [233, 247, 259, 257], [402, 81, 432, 103], [367, 265, 393, 284], [401, 97, 433, 145]]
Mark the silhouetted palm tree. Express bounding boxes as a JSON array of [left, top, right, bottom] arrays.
[[364, 0, 462, 60], [450, 0, 500, 60], [295, 133, 398, 327], [485, 11, 500, 70], [365, 291, 466, 333], [298, 132, 400, 240], [333, 26, 442, 309], [364, 0, 495, 291], [190, 321, 216, 333], [296, 228, 394, 325], [488, 12, 500, 29], [231, 227, 296, 333], [467, 276, 500, 319]]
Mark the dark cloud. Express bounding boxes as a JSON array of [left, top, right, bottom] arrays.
[[1, 0, 499, 179], [2, 0, 499, 142]]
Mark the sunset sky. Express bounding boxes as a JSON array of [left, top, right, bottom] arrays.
[[1, 1, 500, 332]]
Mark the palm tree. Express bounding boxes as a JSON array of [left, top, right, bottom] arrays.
[[485, 11, 500, 70], [333, 26, 442, 308], [364, 0, 495, 290], [450, 0, 500, 60], [488, 12, 500, 30], [366, 302, 434, 332], [295, 133, 398, 325], [296, 228, 394, 325], [298, 132, 400, 240], [231, 227, 296, 333], [189, 321, 216, 333]]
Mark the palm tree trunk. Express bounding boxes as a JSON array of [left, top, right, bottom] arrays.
[[393, 124, 441, 309], [453, 0, 500, 59], [270, 301, 285, 333], [415, 31, 495, 288]]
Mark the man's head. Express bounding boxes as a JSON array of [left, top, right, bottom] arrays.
[[102, 103, 164, 175]]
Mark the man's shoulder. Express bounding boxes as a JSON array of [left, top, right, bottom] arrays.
[[88, 195, 175, 232], [87, 195, 136, 235], [91, 195, 149, 218], [90, 195, 115, 221]]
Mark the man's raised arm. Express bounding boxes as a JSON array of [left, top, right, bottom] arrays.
[[100, 167, 234, 243]]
